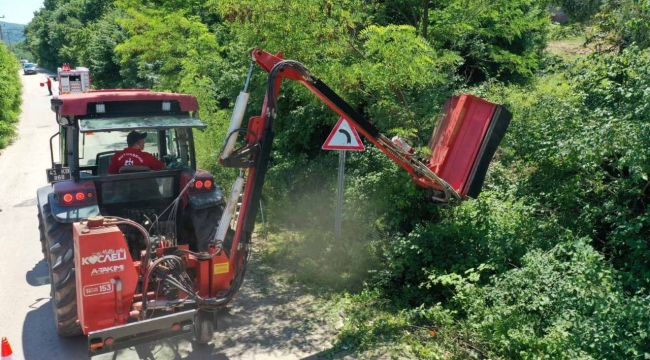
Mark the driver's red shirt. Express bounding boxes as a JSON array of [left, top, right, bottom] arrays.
[[107, 148, 164, 174]]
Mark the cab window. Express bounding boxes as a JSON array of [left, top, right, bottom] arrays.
[[81, 130, 160, 166], [165, 129, 192, 167]]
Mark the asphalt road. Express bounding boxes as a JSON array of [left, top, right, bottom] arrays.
[[0, 68, 337, 360]]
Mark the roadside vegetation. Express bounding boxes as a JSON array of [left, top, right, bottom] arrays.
[[0, 43, 22, 149], [24, 0, 650, 358], [9, 41, 34, 65]]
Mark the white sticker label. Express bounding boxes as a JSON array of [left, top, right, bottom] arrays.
[[82, 248, 127, 266], [91, 265, 125, 276], [83, 280, 115, 297]]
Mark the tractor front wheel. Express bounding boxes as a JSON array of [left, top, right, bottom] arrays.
[[193, 309, 215, 344], [41, 203, 82, 337]]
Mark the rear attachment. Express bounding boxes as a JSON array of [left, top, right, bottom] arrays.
[[88, 309, 195, 356]]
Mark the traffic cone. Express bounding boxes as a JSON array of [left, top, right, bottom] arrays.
[[1, 337, 16, 360]]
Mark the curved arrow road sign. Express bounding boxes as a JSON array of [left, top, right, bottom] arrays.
[[322, 117, 365, 151]]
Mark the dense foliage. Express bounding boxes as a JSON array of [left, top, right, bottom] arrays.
[[9, 40, 34, 62], [23, 0, 650, 357], [0, 43, 23, 149]]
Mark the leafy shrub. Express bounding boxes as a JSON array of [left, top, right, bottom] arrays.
[[380, 189, 565, 306], [453, 239, 650, 359], [486, 47, 650, 291], [586, 0, 650, 51], [0, 44, 22, 148]]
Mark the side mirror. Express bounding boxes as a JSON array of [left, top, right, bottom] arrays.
[[49, 132, 60, 168]]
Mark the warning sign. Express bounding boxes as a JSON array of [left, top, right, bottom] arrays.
[[322, 117, 365, 151], [213, 262, 229, 275]]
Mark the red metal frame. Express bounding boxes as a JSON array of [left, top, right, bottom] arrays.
[[55, 90, 200, 116], [428, 95, 500, 195]]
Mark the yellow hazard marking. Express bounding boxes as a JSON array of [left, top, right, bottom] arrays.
[[213, 262, 229, 274]]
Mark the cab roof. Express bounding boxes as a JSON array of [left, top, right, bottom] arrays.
[[51, 90, 199, 116], [79, 115, 207, 133]]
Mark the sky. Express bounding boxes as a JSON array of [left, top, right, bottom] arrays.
[[1, 0, 44, 25]]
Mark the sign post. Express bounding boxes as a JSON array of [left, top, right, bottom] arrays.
[[335, 151, 346, 240], [322, 117, 365, 242]]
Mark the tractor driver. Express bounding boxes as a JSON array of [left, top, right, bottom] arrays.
[[107, 131, 165, 174]]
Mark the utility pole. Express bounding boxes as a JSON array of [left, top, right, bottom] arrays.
[[5, 32, 12, 51], [0, 16, 5, 43]]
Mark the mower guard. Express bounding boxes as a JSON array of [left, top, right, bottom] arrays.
[[88, 309, 196, 357]]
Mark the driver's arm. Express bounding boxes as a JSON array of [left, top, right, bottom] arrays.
[[142, 152, 165, 170]]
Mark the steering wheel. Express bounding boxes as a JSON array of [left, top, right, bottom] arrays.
[[163, 154, 182, 169], [162, 154, 174, 164], [162, 154, 174, 166]]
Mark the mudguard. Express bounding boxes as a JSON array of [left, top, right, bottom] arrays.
[[37, 186, 99, 223], [188, 185, 225, 210], [36, 185, 53, 215], [48, 193, 99, 223]]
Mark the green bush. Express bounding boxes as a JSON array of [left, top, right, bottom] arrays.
[[586, 0, 650, 51], [341, 46, 650, 357], [0, 44, 22, 148], [488, 47, 650, 291], [336, 238, 650, 359], [381, 189, 564, 306], [454, 239, 650, 359]]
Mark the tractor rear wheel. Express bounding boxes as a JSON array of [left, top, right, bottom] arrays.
[[38, 211, 46, 261], [193, 309, 215, 344], [41, 203, 82, 337]]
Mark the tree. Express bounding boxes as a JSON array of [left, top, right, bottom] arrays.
[[587, 0, 650, 51], [114, 7, 221, 91], [555, 0, 603, 23], [75, 8, 136, 89]]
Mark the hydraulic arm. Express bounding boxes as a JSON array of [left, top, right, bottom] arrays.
[[215, 49, 511, 288]]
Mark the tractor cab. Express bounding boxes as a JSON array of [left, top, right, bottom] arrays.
[[48, 90, 201, 171], [40, 90, 226, 260], [74, 115, 209, 218], [77, 115, 205, 177]]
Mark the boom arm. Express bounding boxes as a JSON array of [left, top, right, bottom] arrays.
[[218, 49, 462, 273], [247, 49, 460, 197]]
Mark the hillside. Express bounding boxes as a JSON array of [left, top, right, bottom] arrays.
[[1, 22, 26, 44]]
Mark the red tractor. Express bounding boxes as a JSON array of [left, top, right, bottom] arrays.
[[37, 50, 511, 357], [38, 90, 236, 355]]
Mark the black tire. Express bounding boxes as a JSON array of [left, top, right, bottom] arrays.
[[41, 203, 82, 337], [193, 309, 215, 344], [190, 205, 232, 253], [38, 211, 46, 260]]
